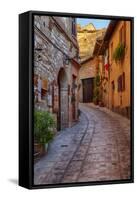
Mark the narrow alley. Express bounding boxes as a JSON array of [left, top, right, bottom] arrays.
[[34, 103, 130, 185]]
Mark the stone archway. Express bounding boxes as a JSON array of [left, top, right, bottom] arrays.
[[58, 68, 68, 130]]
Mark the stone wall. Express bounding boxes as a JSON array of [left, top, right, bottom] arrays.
[[34, 15, 80, 130], [34, 16, 77, 82]]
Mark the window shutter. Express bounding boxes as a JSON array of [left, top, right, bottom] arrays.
[[119, 28, 122, 43], [118, 75, 122, 92], [41, 79, 48, 99], [112, 81, 115, 91], [120, 75, 122, 91], [124, 21, 126, 47], [37, 77, 42, 101], [118, 77, 120, 92], [122, 72, 125, 91], [42, 79, 48, 90]]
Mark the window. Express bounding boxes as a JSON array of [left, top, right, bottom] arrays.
[[117, 72, 125, 92], [43, 21, 45, 27], [118, 75, 122, 92], [72, 18, 76, 36], [37, 76, 42, 102], [124, 21, 126, 46], [122, 72, 125, 91], [34, 75, 48, 102], [110, 42, 113, 61], [119, 22, 126, 46], [41, 79, 48, 100], [119, 26, 123, 43], [112, 81, 115, 91]]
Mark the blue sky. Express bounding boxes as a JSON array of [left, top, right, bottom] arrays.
[[77, 18, 110, 29]]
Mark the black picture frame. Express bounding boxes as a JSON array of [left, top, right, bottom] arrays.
[[19, 10, 134, 189]]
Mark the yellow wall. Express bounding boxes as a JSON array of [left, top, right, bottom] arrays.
[[108, 21, 131, 110]]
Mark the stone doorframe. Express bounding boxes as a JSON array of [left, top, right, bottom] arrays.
[[57, 68, 69, 130]]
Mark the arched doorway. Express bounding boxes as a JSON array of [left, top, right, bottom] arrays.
[[58, 68, 69, 130]]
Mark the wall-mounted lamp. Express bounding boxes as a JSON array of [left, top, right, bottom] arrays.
[[63, 55, 71, 65], [63, 54, 79, 65], [34, 48, 44, 62]]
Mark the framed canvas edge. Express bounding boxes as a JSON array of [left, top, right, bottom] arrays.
[[19, 11, 134, 189]]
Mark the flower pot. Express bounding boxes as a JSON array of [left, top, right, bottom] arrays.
[[94, 100, 99, 105], [99, 101, 104, 107], [34, 143, 45, 157], [44, 143, 49, 152]]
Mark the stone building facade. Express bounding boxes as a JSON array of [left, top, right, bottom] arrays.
[[34, 15, 80, 130], [77, 23, 106, 102]]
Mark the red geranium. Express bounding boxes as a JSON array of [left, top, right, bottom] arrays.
[[104, 63, 109, 71]]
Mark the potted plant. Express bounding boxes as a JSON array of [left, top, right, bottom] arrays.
[[34, 110, 55, 156], [93, 87, 100, 105], [95, 73, 101, 86]]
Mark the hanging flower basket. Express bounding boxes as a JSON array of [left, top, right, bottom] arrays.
[[113, 43, 125, 62]]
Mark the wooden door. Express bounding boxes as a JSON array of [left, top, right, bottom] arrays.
[[82, 78, 94, 103], [60, 87, 68, 129]]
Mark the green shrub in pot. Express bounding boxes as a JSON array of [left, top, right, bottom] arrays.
[[34, 110, 55, 145]]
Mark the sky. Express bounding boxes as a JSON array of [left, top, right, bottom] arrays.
[[77, 18, 110, 29]]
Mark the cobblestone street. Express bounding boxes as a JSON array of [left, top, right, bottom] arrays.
[[34, 103, 131, 185]]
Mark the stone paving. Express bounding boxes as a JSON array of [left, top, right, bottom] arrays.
[[34, 103, 131, 185]]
